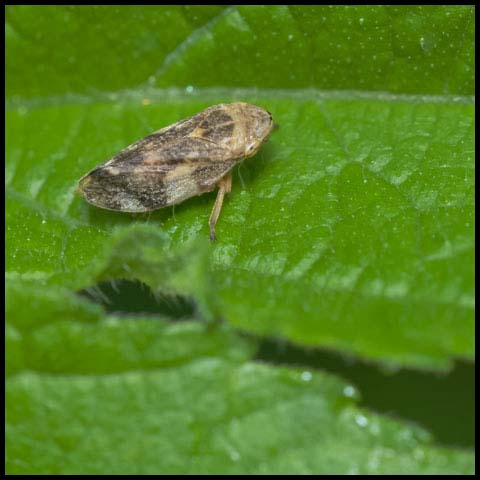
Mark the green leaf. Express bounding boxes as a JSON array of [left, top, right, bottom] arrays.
[[6, 280, 253, 378], [6, 5, 474, 97], [6, 92, 474, 369], [6, 5, 474, 474], [6, 5, 226, 98], [5, 283, 474, 474]]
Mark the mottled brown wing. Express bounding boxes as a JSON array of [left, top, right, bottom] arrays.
[[104, 103, 240, 170], [78, 134, 239, 213]]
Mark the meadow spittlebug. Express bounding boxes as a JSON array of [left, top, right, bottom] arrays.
[[77, 102, 274, 240]]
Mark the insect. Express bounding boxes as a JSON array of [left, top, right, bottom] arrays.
[[77, 102, 274, 241]]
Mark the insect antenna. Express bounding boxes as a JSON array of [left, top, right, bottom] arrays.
[[237, 164, 246, 190]]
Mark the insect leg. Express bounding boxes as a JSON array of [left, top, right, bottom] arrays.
[[224, 170, 232, 193], [209, 171, 232, 242]]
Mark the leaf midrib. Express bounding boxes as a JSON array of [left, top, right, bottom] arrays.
[[6, 87, 475, 112]]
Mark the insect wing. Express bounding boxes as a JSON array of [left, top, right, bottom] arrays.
[[79, 133, 237, 212], [139, 135, 238, 207], [78, 104, 247, 212]]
